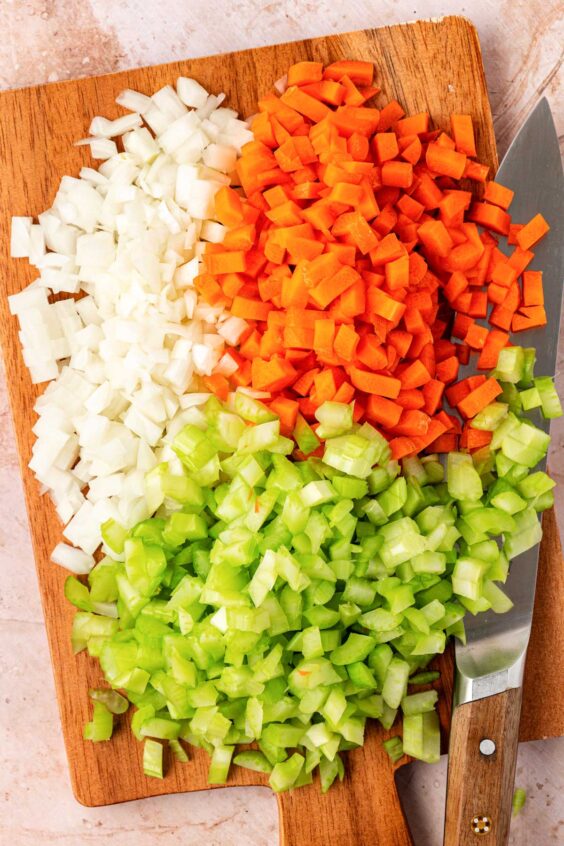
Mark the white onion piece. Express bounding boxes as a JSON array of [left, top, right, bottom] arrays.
[[10, 217, 32, 258], [51, 542, 95, 574]]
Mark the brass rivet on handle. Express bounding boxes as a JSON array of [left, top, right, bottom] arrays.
[[471, 815, 492, 835]]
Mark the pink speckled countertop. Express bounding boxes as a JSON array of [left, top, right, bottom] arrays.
[[0, 2, 563, 845]]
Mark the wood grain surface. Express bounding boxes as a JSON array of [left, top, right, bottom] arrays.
[[0, 15, 562, 846], [444, 687, 523, 846]]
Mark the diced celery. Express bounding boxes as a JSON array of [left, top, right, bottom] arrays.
[[402, 710, 440, 763], [401, 690, 438, 715], [447, 453, 483, 502], [208, 745, 234, 784], [534, 376, 563, 419], [269, 753, 305, 792], [471, 402, 509, 431], [294, 413, 320, 455], [383, 736, 404, 763], [143, 739, 164, 778], [494, 347, 525, 383], [84, 701, 113, 742], [234, 750, 272, 774], [382, 657, 410, 709]]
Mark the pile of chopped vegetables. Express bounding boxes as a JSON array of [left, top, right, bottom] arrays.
[[9, 59, 561, 793]]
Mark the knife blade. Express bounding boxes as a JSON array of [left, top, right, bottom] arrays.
[[454, 97, 564, 706]]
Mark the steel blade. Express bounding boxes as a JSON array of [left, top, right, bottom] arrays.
[[455, 98, 564, 704]]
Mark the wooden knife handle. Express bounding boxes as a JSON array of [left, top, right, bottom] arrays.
[[277, 723, 413, 846], [444, 686, 522, 846]]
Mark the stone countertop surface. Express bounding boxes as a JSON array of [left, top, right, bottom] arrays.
[[0, 2, 562, 844]]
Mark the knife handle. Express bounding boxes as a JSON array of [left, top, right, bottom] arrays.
[[444, 686, 522, 846]]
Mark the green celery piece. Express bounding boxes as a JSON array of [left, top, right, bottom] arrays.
[[208, 745, 234, 784], [520, 386, 542, 412], [382, 657, 410, 709], [269, 753, 305, 793], [383, 736, 404, 763], [315, 401, 354, 435], [319, 755, 344, 793], [101, 518, 128, 554], [234, 750, 272, 774], [512, 787, 527, 817], [471, 402, 508, 431], [169, 738, 189, 763], [534, 376, 563, 419], [447, 452, 483, 502], [494, 346, 525, 383], [84, 701, 113, 742], [293, 413, 321, 455], [402, 710, 440, 763], [409, 670, 440, 686], [234, 391, 277, 423], [65, 576, 92, 612], [331, 633, 375, 666], [143, 739, 164, 778], [89, 688, 129, 714]]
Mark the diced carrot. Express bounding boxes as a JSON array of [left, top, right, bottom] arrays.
[[400, 360, 431, 389], [334, 323, 360, 360], [355, 335, 387, 370], [389, 437, 418, 459], [214, 186, 245, 227], [377, 100, 406, 131], [396, 113, 429, 137], [203, 374, 230, 401], [422, 379, 445, 415], [251, 356, 297, 392], [312, 318, 336, 354], [507, 246, 533, 275], [458, 378, 503, 418], [463, 160, 489, 182], [450, 114, 477, 157], [396, 389, 426, 410], [418, 220, 454, 257], [312, 368, 337, 403], [365, 395, 402, 427], [461, 427, 493, 450], [287, 61, 324, 86], [465, 322, 489, 350], [508, 223, 524, 245], [269, 396, 299, 436], [231, 297, 272, 322], [426, 143, 467, 179], [516, 213, 550, 250], [522, 270, 544, 307], [512, 306, 547, 331], [477, 328, 509, 370], [349, 367, 401, 397], [310, 265, 361, 309], [468, 202, 511, 236], [381, 161, 413, 188], [333, 381, 355, 403], [301, 80, 346, 107], [435, 356, 460, 383], [373, 132, 399, 164], [427, 433, 458, 452], [484, 181, 514, 210], [324, 60, 374, 85]]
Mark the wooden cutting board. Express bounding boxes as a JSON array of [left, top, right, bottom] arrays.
[[0, 16, 562, 846]]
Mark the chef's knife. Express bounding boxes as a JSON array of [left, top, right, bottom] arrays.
[[444, 98, 564, 846]]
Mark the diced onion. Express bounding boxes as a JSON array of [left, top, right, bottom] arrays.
[[10, 77, 252, 559]]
